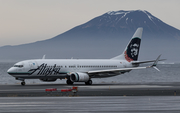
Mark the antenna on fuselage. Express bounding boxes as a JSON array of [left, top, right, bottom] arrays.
[[42, 55, 46, 59]]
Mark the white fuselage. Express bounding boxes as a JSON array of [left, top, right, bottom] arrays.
[[8, 59, 132, 79]]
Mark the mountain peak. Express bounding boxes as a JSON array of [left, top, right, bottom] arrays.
[[106, 10, 153, 17], [105, 10, 157, 22], [78, 10, 161, 34], [56, 10, 180, 41], [107, 10, 132, 15]]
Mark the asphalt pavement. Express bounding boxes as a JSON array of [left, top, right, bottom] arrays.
[[0, 82, 180, 96]]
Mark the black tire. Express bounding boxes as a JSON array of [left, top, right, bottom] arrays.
[[85, 80, 92, 85], [66, 79, 74, 85], [21, 81, 25, 86]]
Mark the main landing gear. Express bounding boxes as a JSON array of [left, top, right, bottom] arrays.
[[66, 79, 74, 85], [21, 81, 26, 86], [85, 80, 92, 85]]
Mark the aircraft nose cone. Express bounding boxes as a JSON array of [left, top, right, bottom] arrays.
[[7, 67, 16, 75]]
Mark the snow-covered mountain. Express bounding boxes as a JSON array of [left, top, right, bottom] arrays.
[[48, 10, 180, 41], [0, 10, 180, 62]]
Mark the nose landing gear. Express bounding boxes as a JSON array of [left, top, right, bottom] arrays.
[[16, 78, 26, 86]]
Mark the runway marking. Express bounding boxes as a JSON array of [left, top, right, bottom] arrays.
[[78, 85, 172, 89]]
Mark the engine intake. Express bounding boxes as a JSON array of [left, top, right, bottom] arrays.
[[70, 72, 89, 82]]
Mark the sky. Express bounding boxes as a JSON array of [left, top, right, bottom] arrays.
[[0, 0, 180, 47]]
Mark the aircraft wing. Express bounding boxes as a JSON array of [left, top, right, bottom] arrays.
[[88, 66, 148, 74], [88, 55, 161, 74], [132, 59, 166, 65]]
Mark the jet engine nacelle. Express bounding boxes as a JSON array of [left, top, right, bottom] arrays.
[[70, 72, 89, 82], [39, 78, 57, 82]]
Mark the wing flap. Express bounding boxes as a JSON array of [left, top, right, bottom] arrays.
[[132, 59, 166, 65], [88, 66, 147, 74]]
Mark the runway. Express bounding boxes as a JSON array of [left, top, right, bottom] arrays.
[[1, 83, 180, 112], [1, 96, 180, 113], [0, 82, 180, 96]]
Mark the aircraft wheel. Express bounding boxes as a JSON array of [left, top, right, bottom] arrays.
[[21, 81, 25, 86], [85, 80, 92, 85], [66, 79, 74, 85]]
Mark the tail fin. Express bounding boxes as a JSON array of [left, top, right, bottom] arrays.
[[111, 27, 143, 62]]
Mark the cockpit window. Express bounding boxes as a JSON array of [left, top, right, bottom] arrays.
[[14, 65, 23, 68]]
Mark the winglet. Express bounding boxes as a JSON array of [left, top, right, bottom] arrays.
[[150, 55, 161, 71], [152, 54, 161, 67]]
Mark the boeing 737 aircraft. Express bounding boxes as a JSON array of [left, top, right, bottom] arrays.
[[7, 27, 162, 85]]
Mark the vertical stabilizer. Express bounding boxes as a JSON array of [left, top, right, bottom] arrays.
[[111, 27, 143, 62]]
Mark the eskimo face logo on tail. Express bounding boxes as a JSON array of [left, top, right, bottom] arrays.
[[125, 37, 141, 62]]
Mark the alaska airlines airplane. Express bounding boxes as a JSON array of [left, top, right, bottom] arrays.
[[7, 28, 162, 86]]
